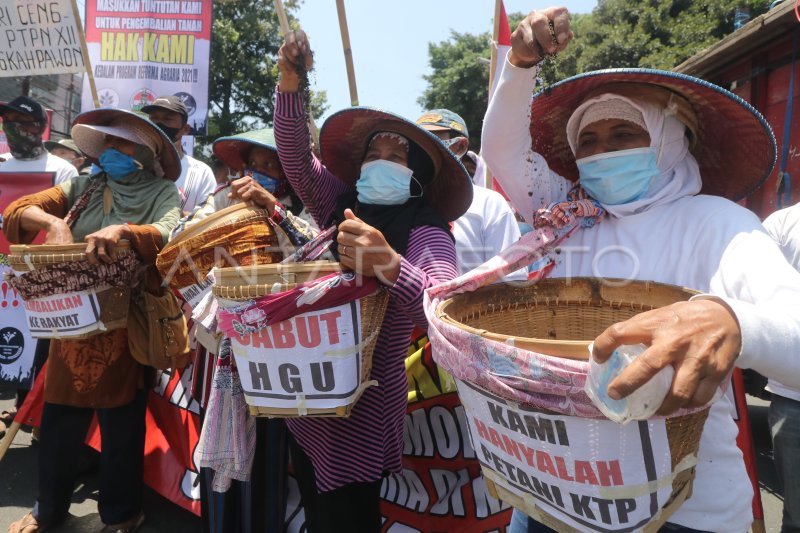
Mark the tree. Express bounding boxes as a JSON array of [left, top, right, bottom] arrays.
[[417, 31, 493, 151], [419, 1, 770, 146], [199, 0, 327, 158]]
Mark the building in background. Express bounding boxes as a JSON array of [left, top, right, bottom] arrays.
[[0, 74, 83, 140]]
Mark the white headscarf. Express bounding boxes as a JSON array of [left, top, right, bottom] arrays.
[[565, 93, 702, 218]]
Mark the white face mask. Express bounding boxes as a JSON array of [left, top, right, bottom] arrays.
[[356, 160, 421, 205], [577, 147, 659, 205]]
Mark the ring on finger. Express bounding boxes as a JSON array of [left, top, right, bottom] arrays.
[[341, 245, 348, 257]]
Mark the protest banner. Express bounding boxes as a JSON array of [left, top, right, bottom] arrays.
[[231, 301, 367, 413], [80, 0, 212, 135], [0, 0, 87, 76], [456, 379, 685, 532], [0, 171, 53, 388], [22, 289, 106, 338]]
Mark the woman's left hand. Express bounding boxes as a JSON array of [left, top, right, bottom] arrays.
[[337, 209, 401, 285], [592, 299, 742, 415], [84, 224, 131, 264], [228, 176, 278, 214]]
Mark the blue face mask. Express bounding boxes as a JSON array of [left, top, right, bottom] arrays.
[[245, 168, 284, 194], [99, 148, 141, 181], [577, 147, 659, 205], [356, 160, 420, 205]]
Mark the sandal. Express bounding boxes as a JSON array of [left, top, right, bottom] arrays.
[[8, 512, 47, 533], [100, 511, 144, 533], [0, 408, 16, 425]]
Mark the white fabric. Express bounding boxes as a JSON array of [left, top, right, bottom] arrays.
[[763, 204, 800, 402], [0, 151, 78, 185], [577, 97, 647, 134], [566, 93, 703, 218], [176, 153, 216, 213], [481, 54, 800, 531], [453, 184, 525, 280]]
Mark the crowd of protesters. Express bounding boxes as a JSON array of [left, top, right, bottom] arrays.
[[3, 4, 800, 533]]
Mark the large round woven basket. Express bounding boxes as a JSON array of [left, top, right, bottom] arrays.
[[434, 277, 709, 532], [156, 203, 282, 290], [8, 243, 132, 338], [214, 262, 389, 418]]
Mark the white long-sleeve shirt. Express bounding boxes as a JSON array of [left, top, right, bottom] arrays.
[[763, 204, 800, 402], [482, 55, 800, 532]]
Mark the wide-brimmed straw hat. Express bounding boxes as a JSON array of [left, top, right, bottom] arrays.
[[320, 107, 473, 221], [530, 68, 777, 201], [212, 128, 279, 172], [71, 108, 181, 181]]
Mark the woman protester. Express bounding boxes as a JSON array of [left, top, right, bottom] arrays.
[[482, 7, 800, 532], [274, 31, 472, 531], [4, 109, 181, 533], [182, 128, 317, 533]]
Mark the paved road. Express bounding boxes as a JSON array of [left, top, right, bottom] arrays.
[[0, 387, 785, 532]]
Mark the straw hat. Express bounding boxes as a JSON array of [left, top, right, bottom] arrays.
[[212, 128, 279, 172], [320, 107, 473, 222], [71, 108, 181, 181], [530, 68, 777, 201]]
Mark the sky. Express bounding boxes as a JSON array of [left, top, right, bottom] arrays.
[[295, 1, 598, 123]]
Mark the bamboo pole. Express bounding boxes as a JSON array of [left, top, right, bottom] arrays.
[[0, 421, 21, 462], [273, 0, 319, 147], [488, 0, 503, 99], [336, 0, 359, 106], [485, 0, 504, 189], [71, 0, 99, 109]]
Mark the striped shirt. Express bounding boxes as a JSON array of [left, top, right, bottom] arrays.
[[275, 89, 459, 492]]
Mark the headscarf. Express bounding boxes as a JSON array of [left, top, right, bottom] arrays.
[[331, 133, 451, 256], [565, 93, 702, 218], [61, 170, 181, 243]]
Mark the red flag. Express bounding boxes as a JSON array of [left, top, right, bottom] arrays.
[[14, 361, 46, 427]]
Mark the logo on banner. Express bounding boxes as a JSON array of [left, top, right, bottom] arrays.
[[131, 88, 157, 111], [175, 92, 196, 115], [0, 327, 24, 364], [98, 88, 120, 107]]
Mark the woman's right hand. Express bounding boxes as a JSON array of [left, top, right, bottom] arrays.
[[44, 218, 73, 245], [510, 7, 573, 68], [277, 29, 313, 93]]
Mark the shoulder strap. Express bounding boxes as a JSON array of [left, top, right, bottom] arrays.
[[63, 179, 104, 228]]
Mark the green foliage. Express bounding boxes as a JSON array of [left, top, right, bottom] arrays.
[[420, 1, 771, 145], [417, 31, 492, 151], [197, 0, 327, 159]]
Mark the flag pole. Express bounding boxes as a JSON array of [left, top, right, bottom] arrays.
[[336, 0, 359, 106], [71, 0, 99, 109], [273, 0, 320, 148]]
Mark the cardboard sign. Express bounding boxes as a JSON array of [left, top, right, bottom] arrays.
[[178, 276, 212, 308], [23, 288, 104, 338], [230, 301, 365, 411], [456, 379, 682, 532], [0, 0, 87, 77]]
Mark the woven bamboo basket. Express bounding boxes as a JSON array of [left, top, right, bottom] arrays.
[[435, 277, 709, 532], [156, 203, 282, 290], [214, 262, 389, 418], [8, 242, 132, 338]]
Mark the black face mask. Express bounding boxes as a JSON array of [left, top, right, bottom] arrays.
[[155, 122, 181, 142]]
